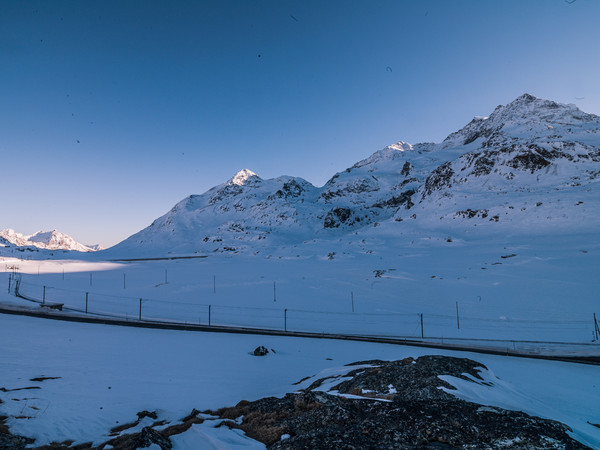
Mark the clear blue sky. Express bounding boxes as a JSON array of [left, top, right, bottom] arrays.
[[1, 0, 599, 247]]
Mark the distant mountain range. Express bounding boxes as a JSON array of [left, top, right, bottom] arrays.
[[3, 94, 597, 258], [0, 229, 102, 253], [106, 93, 599, 257]]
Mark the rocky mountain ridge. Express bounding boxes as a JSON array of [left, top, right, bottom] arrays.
[[107, 93, 599, 256]]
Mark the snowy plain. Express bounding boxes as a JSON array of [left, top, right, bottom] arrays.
[[1, 227, 599, 447], [3, 226, 599, 347]]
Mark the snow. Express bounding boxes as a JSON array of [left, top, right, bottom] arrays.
[[0, 312, 598, 448], [2, 226, 598, 349], [170, 421, 266, 449], [229, 169, 261, 186]]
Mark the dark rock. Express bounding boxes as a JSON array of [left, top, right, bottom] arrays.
[[0, 430, 35, 450], [400, 161, 412, 176], [323, 207, 353, 228], [472, 153, 496, 176], [372, 189, 415, 209], [212, 355, 588, 449], [507, 149, 551, 173], [455, 209, 489, 219], [423, 162, 454, 198], [137, 410, 158, 420], [135, 426, 172, 450], [253, 346, 269, 356]]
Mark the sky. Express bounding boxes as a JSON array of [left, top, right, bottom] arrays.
[[1, 0, 599, 247]]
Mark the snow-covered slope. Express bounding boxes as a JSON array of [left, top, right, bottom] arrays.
[[0, 229, 97, 253], [108, 94, 600, 257], [394, 94, 600, 233]]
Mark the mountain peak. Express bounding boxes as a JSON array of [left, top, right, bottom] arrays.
[[443, 94, 597, 148], [495, 93, 578, 117], [515, 93, 538, 102], [229, 169, 261, 186]]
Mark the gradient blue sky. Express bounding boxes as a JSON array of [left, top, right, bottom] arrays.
[[2, 0, 599, 247]]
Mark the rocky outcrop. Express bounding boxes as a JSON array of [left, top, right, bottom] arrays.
[[213, 356, 588, 449]]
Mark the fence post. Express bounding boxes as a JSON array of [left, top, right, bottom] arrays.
[[208, 305, 211, 327], [274, 281, 277, 302], [351, 291, 354, 312], [284, 309, 287, 332], [594, 313, 599, 341], [8, 274, 11, 293], [139, 298, 142, 321], [85, 292, 88, 314], [420, 313, 424, 339], [43, 286, 46, 305], [456, 301, 460, 330]]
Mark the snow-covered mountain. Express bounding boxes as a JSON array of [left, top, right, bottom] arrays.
[[108, 94, 599, 256], [0, 229, 98, 253]]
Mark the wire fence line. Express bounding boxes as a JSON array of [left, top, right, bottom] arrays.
[[6, 273, 600, 346]]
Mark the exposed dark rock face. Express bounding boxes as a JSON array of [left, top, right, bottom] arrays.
[[400, 161, 412, 176], [320, 177, 380, 201], [507, 150, 551, 173], [213, 356, 588, 449], [271, 180, 305, 199], [471, 152, 496, 176], [323, 207, 354, 228], [422, 162, 454, 198], [372, 190, 416, 209]]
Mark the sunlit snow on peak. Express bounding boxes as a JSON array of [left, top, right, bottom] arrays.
[[386, 141, 413, 152], [230, 169, 260, 186]]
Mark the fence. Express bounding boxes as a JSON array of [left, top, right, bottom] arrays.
[[6, 273, 600, 352]]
